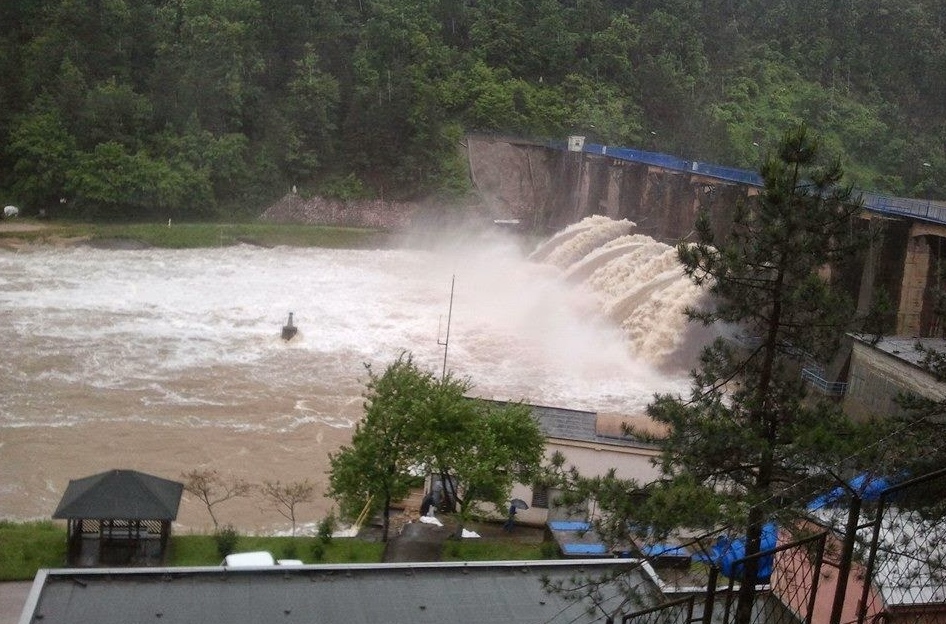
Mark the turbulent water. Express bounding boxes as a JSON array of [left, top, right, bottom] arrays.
[[0, 216, 706, 532]]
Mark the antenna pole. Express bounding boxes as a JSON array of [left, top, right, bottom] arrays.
[[438, 275, 455, 381]]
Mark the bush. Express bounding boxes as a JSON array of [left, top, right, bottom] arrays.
[[311, 514, 337, 562], [214, 524, 239, 559]]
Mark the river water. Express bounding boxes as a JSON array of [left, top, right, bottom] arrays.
[[0, 218, 702, 534]]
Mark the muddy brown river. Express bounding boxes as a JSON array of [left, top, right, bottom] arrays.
[[0, 219, 697, 534]]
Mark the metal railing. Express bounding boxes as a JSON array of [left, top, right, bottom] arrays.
[[800, 367, 848, 396], [577, 142, 946, 226]]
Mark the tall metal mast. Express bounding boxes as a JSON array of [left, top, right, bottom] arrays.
[[437, 275, 455, 381]]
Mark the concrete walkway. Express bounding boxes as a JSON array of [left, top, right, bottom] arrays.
[[383, 520, 453, 562], [1, 582, 31, 624]]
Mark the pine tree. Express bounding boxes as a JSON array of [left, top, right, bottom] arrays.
[[647, 125, 865, 622], [550, 126, 867, 623]]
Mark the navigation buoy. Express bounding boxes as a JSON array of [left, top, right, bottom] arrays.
[[281, 312, 298, 341]]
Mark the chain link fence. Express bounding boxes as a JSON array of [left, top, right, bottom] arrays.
[[617, 468, 946, 624]]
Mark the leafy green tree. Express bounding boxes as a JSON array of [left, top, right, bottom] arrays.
[[7, 107, 77, 213], [328, 354, 433, 542], [64, 140, 213, 218], [658, 126, 868, 622], [340, 0, 464, 194], [467, 0, 526, 72], [421, 392, 546, 538], [151, 0, 265, 134], [329, 353, 545, 541], [5, 0, 946, 211], [77, 78, 154, 150], [282, 44, 340, 182]]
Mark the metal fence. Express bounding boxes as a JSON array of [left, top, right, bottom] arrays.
[[857, 467, 946, 624], [617, 468, 946, 624]]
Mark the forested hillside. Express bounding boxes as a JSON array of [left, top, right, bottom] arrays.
[[1, 0, 943, 220]]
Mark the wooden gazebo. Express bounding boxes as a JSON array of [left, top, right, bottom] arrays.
[[53, 469, 184, 567]]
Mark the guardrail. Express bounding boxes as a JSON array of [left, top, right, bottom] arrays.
[[801, 367, 848, 396], [577, 142, 946, 226]]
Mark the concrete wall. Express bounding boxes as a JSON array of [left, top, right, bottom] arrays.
[[843, 340, 946, 421], [509, 438, 662, 527], [464, 136, 750, 243]]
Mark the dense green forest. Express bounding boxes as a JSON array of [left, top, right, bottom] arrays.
[[1, 0, 944, 220]]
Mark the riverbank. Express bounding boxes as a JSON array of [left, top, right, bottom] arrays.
[[0, 220, 394, 251]]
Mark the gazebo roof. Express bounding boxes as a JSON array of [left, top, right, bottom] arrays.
[[53, 469, 183, 521]]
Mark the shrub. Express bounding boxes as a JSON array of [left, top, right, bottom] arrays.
[[214, 524, 239, 559], [311, 514, 337, 562]]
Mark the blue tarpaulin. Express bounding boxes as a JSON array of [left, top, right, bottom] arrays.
[[548, 521, 591, 532], [702, 523, 778, 582], [561, 543, 608, 556], [807, 473, 894, 511]]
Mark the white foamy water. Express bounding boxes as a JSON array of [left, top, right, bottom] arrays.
[[0, 218, 708, 529], [531, 216, 715, 368], [1, 222, 700, 432]]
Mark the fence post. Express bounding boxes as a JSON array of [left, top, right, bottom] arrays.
[[703, 565, 719, 624], [830, 494, 863, 624]]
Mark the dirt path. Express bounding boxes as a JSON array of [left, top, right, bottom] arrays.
[[381, 514, 546, 563], [0, 220, 47, 233]]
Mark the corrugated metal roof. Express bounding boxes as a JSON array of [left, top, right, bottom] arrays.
[[52, 469, 184, 521], [24, 560, 659, 624], [530, 404, 654, 447]]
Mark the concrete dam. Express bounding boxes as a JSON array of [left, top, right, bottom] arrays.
[[464, 135, 946, 341], [265, 134, 946, 342]]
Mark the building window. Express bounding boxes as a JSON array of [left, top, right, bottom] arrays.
[[531, 484, 549, 509]]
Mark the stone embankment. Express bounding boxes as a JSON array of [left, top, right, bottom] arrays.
[[259, 137, 553, 231], [259, 193, 421, 230]]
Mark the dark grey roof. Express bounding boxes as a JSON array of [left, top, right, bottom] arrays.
[[527, 403, 650, 447], [52, 469, 183, 521], [853, 335, 946, 369], [477, 398, 651, 447], [531, 403, 601, 442], [22, 560, 659, 624]]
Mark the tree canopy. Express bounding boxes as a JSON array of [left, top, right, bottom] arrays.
[[328, 353, 545, 541], [1, 0, 944, 218]]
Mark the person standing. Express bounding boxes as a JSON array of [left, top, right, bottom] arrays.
[[503, 503, 517, 531]]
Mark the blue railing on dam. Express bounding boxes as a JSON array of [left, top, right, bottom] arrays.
[[583, 142, 764, 187], [578, 142, 946, 226]]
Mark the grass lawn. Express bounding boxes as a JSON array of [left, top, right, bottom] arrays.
[[441, 539, 554, 561], [0, 521, 67, 581], [0, 522, 386, 580], [0, 220, 392, 249], [0, 520, 553, 581], [169, 535, 385, 566]]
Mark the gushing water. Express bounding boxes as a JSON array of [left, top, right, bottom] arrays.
[[531, 216, 713, 369], [0, 217, 707, 527], [1, 219, 702, 430]]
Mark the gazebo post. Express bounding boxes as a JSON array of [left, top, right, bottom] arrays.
[[160, 520, 171, 564]]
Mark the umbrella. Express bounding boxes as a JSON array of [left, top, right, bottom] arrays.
[[510, 498, 529, 510]]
